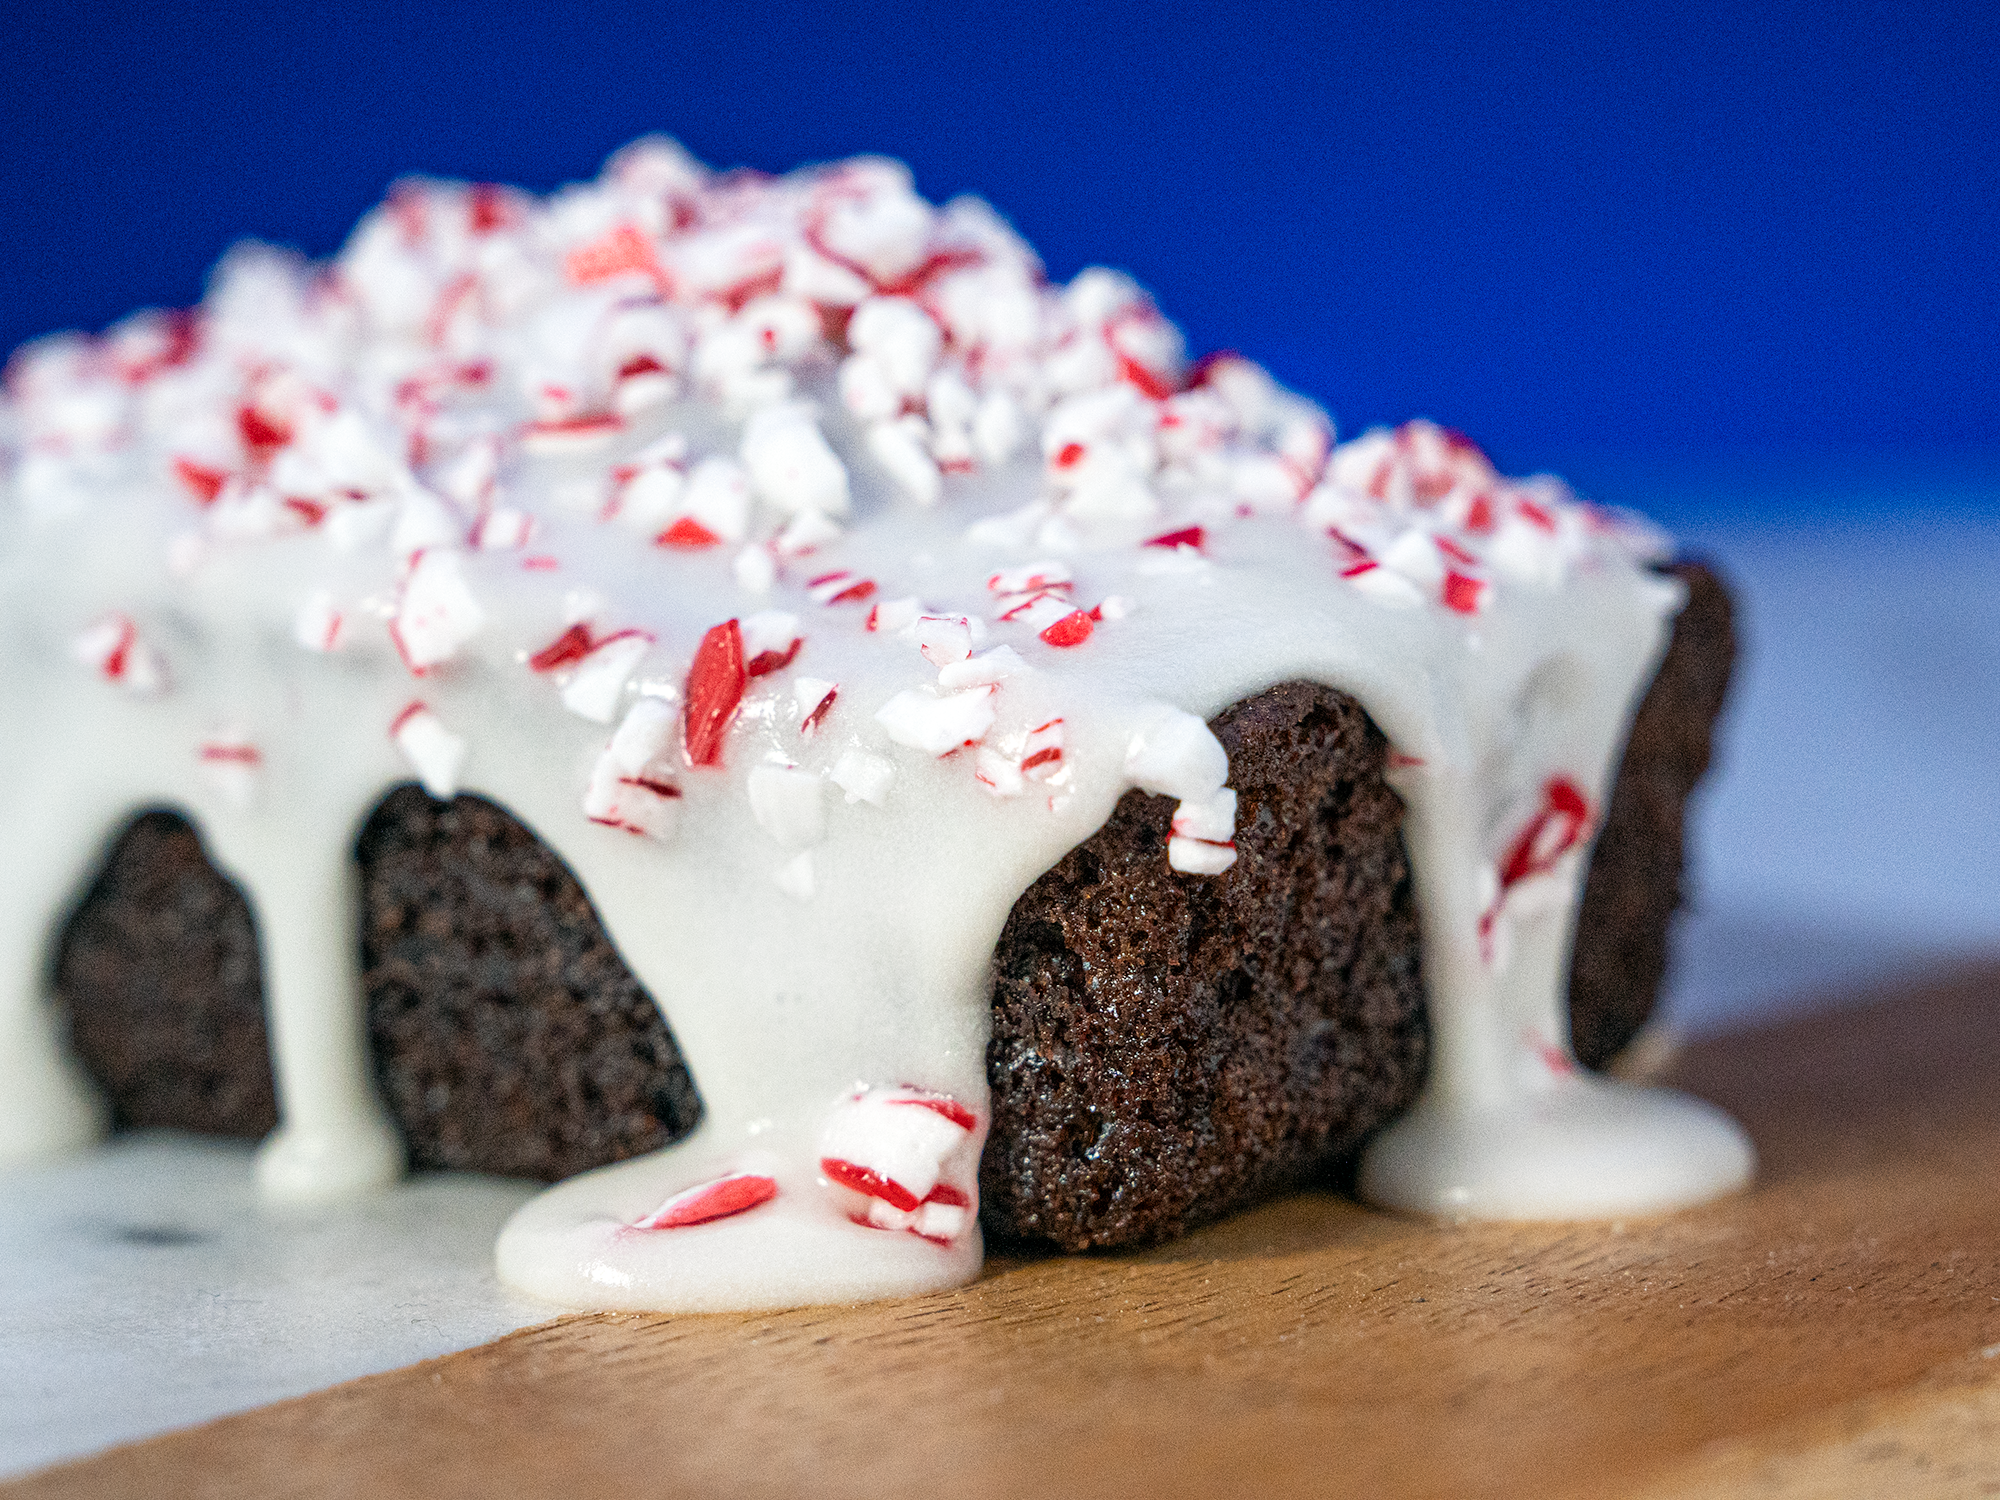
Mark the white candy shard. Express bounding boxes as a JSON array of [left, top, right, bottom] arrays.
[[391, 489, 466, 558], [876, 686, 998, 756], [1171, 786, 1237, 843], [1169, 835, 1238, 875], [561, 631, 653, 723], [607, 695, 679, 772], [1124, 706, 1228, 801], [733, 545, 777, 595], [681, 457, 755, 541], [391, 549, 486, 673], [974, 746, 1025, 798], [1343, 561, 1426, 609], [847, 296, 941, 394], [867, 595, 923, 634], [936, 645, 1026, 690], [831, 748, 894, 806], [911, 615, 974, 667], [392, 703, 467, 799], [867, 416, 943, 505], [740, 404, 850, 517], [293, 591, 346, 652], [747, 764, 825, 849], [774, 850, 816, 901], [472, 507, 534, 550]]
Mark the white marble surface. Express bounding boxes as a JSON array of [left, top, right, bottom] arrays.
[[3, 506, 1995, 1480], [0, 1137, 545, 1479]]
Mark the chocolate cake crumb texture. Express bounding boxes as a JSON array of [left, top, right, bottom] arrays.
[[54, 811, 278, 1138], [1567, 559, 1736, 1070], [982, 681, 1428, 1250], [357, 786, 702, 1181]]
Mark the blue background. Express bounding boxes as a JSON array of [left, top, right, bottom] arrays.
[[2, 0, 1996, 522]]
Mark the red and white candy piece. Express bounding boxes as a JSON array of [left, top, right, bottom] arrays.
[[793, 676, 837, 735], [391, 701, 467, 799], [196, 730, 263, 812], [390, 549, 486, 674], [72, 613, 168, 696], [631, 1172, 777, 1231], [470, 506, 533, 551], [820, 1085, 980, 1246], [292, 592, 347, 653], [806, 569, 877, 606], [1478, 776, 1594, 960], [1169, 788, 1238, 875], [583, 696, 682, 840], [911, 614, 975, 667], [740, 611, 803, 676]]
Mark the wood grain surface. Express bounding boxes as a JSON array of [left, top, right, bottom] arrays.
[[15, 959, 2000, 1500]]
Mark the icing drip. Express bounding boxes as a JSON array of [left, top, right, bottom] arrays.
[[0, 140, 1751, 1312]]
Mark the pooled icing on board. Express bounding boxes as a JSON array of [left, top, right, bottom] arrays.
[[0, 140, 1752, 1312]]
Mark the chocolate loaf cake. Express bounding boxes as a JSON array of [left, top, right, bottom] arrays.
[[52, 560, 1730, 1249], [6, 140, 1756, 1307]]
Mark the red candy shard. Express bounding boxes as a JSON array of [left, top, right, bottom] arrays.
[[1143, 525, 1205, 550], [887, 1093, 979, 1132], [682, 619, 746, 767], [1517, 497, 1557, 532], [1436, 536, 1478, 567], [1038, 609, 1095, 648], [564, 222, 665, 290], [800, 685, 837, 735], [1498, 777, 1592, 891], [819, 1158, 921, 1213], [282, 497, 327, 526], [632, 1173, 778, 1231], [1442, 571, 1488, 615], [1019, 747, 1062, 772], [237, 405, 291, 461], [467, 182, 510, 235], [387, 699, 427, 738], [172, 457, 229, 506], [1463, 493, 1496, 534], [1116, 352, 1176, 401], [1053, 441, 1086, 470], [745, 639, 802, 677], [617, 353, 667, 382], [657, 515, 721, 550], [528, 622, 596, 673]]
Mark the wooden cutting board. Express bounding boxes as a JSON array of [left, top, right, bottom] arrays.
[[14, 959, 2000, 1500]]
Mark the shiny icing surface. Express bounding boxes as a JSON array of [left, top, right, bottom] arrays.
[[0, 140, 1751, 1311]]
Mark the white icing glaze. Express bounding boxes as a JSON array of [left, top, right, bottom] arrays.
[[0, 141, 1751, 1313]]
